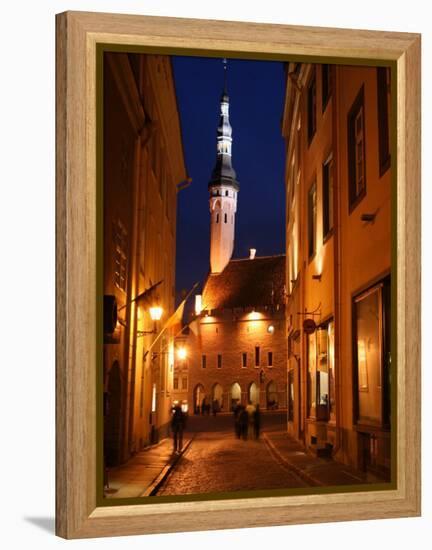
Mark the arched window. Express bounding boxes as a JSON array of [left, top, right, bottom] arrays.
[[193, 384, 206, 414], [212, 383, 224, 410], [266, 381, 278, 409], [249, 382, 259, 405], [230, 383, 242, 411]]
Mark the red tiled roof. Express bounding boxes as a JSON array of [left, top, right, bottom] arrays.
[[202, 255, 286, 310]]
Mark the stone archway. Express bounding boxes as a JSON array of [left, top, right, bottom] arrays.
[[230, 382, 242, 411], [193, 384, 205, 414], [212, 383, 224, 411], [266, 380, 278, 409], [248, 382, 259, 405]]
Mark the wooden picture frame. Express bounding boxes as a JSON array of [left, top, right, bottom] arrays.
[[56, 11, 421, 539]]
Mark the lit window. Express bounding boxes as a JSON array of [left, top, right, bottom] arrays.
[[151, 383, 157, 412], [308, 181, 317, 259], [307, 320, 335, 421], [353, 279, 391, 428], [322, 155, 334, 240], [348, 86, 366, 209]]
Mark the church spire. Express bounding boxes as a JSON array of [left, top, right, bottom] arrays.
[[208, 59, 239, 191], [208, 59, 239, 274]]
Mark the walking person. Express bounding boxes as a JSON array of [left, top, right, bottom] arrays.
[[233, 402, 242, 438], [239, 406, 249, 440], [245, 400, 256, 439], [253, 404, 261, 439], [171, 403, 185, 453]]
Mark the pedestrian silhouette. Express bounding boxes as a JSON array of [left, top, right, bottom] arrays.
[[171, 404, 185, 453], [239, 406, 249, 440], [233, 402, 243, 438], [253, 404, 261, 439]]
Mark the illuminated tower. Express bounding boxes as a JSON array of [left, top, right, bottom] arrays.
[[209, 59, 240, 274]]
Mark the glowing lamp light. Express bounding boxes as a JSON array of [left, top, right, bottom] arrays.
[[248, 310, 261, 321], [195, 294, 202, 315], [267, 325, 275, 334], [177, 347, 187, 361], [149, 306, 163, 321]]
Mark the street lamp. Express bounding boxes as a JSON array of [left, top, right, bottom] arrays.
[[149, 305, 163, 321], [177, 347, 187, 361], [138, 302, 164, 336]]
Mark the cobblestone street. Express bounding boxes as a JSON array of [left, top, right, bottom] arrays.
[[158, 412, 309, 495]]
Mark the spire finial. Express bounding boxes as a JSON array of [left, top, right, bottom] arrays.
[[223, 58, 228, 94]]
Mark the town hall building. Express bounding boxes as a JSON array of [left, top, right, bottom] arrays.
[[172, 66, 288, 413]]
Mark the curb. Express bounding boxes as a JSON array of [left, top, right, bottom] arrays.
[[141, 436, 195, 497], [262, 432, 324, 487]]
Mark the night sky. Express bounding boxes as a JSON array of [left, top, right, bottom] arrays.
[[172, 56, 286, 297]]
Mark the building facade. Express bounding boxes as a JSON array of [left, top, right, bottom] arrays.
[[184, 255, 288, 413], [103, 53, 187, 466], [282, 62, 392, 479]]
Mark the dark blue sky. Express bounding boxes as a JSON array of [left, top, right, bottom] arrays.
[[172, 55, 286, 295]]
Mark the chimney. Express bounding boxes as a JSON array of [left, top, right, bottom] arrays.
[[249, 248, 256, 260]]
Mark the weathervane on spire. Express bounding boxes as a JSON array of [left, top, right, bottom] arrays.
[[223, 57, 228, 94]]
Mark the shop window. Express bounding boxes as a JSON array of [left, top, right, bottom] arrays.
[[151, 383, 157, 413], [288, 370, 295, 421], [377, 67, 391, 176], [307, 333, 317, 417], [322, 155, 334, 240], [348, 86, 366, 210], [353, 278, 391, 427], [308, 181, 317, 259], [307, 320, 334, 421]]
